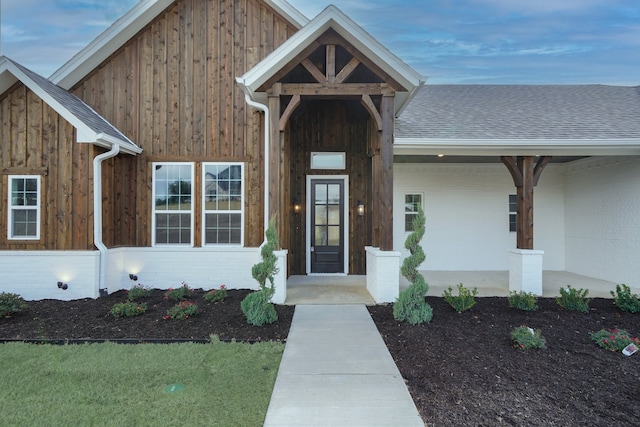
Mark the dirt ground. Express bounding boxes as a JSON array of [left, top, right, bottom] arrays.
[[2, 290, 639, 426]]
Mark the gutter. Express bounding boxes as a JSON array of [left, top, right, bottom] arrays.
[[237, 78, 270, 237], [93, 143, 120, 296]]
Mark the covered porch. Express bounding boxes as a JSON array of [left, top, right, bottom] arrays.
[[283, 271, 625, 305]]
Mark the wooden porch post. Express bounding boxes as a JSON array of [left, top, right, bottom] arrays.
[[501, 156, 552, 249], [377, 93, 395, 251], [268, 86, 282, 245]]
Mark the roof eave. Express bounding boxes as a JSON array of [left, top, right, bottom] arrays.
[[393, 138, 640, 156], [239, 5, 423, 112]]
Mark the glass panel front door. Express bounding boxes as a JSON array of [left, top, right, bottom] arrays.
[[311, 179, 344, 273]]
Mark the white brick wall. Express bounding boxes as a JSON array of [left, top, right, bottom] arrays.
[[106, 247, 262, 292], [564, 156, 640, 286], [0, 251, 100, 300], [394, 163, 566, 271]]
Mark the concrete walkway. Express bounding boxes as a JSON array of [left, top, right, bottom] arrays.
[[264, 305, 424, 427]]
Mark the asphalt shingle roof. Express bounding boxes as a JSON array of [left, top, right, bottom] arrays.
[[7, 58, 140, 152], [396, 85, 640, 140]]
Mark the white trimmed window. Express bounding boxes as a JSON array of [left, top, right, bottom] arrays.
[[509, 194, 517, 232], [152, 163, 194, 245], [203, 163, 243, 245], [404, 194, 422, 232], [8, 175, 41, 240]]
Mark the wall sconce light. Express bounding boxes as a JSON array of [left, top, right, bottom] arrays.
[[357, 200, 365, 216], [57, 281, 68, 290], [293, 198, 301, 214], [129, 273, 138, 281]]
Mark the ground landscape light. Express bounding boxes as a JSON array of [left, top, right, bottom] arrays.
[[57, 281, 68, 290], [129, 273, 138, 281]]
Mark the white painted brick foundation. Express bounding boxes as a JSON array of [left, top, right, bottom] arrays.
[[366, 246, 401, 303], [509, 249, 544, 295]]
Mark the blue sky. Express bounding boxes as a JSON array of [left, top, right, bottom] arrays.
[[1, 0, 639, 85]]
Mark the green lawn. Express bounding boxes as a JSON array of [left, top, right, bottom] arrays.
[[0, 339, 283, 426]]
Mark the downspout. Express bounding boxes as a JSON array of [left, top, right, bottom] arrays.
[[237, 79, 270, 236], [93, 143, 120, 296]]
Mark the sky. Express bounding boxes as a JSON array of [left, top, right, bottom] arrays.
[[1, 0, 639, 85]]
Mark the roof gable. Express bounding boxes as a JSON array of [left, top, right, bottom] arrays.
[[237, 5, 423, 112], [0, 56, 141, 154], [50, 0, 307, 90]]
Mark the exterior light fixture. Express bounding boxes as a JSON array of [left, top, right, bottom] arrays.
[[57, 281, 68, 290], [357, 201, 365, 216], [129, 273, 138, 281], [293, 198, 301, 214], [437, 154, 445, 158]]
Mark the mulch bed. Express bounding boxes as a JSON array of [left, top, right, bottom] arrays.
[[369, 297, 640, 426], [2, 291, 639, 425], [0, 289, 293, 342]]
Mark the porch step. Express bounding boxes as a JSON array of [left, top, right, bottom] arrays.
[[264, 305, 424, 427]]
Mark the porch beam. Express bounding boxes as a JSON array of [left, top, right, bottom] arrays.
[[360, 94, 382, 131], [500, 155, 552, 250], [301, 59, 326, 84], [279, 94, 301, 131], [278, 83, 388, 96], [335, 57, 360, 84], [326, 44, 336, 83]]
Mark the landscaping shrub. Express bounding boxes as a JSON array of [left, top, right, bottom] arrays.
[[591, 328, 640, 352], [242, 218, 278, 326], [110, 302, 147, 317], [394, 205, 433, 324], [240, 289, 277, 327], [610, 284, 640, 313], [443, 283, 478, 313], [0, 292, 27, 317], [556, 285, 590, 313], [165, 301, 200, 320], [164, 282, 192, 301], [511, 326, 546, 350], [508, 291, 539, 311], [204, 285, 228, 303], [126, 284, 151, 302]]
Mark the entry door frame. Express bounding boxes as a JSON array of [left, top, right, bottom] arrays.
[[306, 175, 349, 275]]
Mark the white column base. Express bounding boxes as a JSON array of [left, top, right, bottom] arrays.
[[509, 249, 544, 295], [271, 250, 288, 304], [365, 246, 401, 303]]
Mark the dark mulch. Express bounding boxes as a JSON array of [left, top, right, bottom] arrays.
[[3, 291, 640, 425], [369, 297, 640, 426], [0, 289, 293, 343]]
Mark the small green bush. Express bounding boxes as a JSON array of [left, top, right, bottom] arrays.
[[508, 291, 539, 311], [126, 284, 152, 301], [591, 328, 640, 352], [610, 284, 640, 313], [241, 289, 277, 326], [204, 285, 228, 303], [556, 285, 590, 313], [511, 326, 546, 350], [165, 301, 200, 320], [164, 282, 192, 301], [0, 292, 28, 317], [110, 302, 147, 317], [443, 283, 478, 313]]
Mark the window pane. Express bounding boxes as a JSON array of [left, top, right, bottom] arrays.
[[328, 205, 340, 225], [315, 205, 327, 225], [203, 163, 243, 245], [327, 184, 340, 204], [315, 226, 327, 246], [405, 194, 422, 232], [328, 226, 340, 246], [315, 185, 327, 203], [155, 213, 191, 244], [9, 177, 39, 239]]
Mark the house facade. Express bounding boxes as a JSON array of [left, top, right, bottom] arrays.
[[1, 0, 639, 301]]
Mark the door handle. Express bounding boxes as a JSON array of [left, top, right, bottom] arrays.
[[310, 247, 314, 252]]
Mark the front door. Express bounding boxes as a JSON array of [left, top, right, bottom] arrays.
[[310, 179, 345, 273]]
